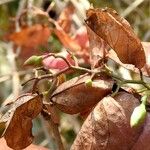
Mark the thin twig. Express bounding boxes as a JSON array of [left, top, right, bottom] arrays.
[[23, 61, 150, 92], [27, 0, 33, 26], [0, 75, 11, 83], [0, 0, 14, 5], [46, 1, 55, 13]]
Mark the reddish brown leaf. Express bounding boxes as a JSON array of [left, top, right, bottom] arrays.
[[54, 28, 81, 52], [86, 25, 109, 68], [142, 42, 150, 65], [57, 2, 75, 33], [51, 74, 114, 114], [132, 113, 150, 150], [107, 42, 150, 77], [0, 94, 43, 150], [8, 24, 51, 48], [73, 26, 89, 50], [71, 92, 143, 150], [86, 8, 146, 68], [141, 42, 150, 76], [0, 138, 48, 150]]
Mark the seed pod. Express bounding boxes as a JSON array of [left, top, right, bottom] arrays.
[[51, 74, 114, 114], [130, 96, 147, 128], [85, 78, 93, 87]]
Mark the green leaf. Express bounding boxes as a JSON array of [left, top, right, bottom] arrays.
[[24, 55, 42, 66]]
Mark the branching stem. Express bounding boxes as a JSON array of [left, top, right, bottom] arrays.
[[22, 54, 150, 93]]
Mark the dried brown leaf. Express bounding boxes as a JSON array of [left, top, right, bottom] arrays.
[[131, 113, 150, 150], [0, 94, 43, 150], [8, 24, 51, 48], [57, 2, 75, 33], [86, 8, 146, 68], [54, 28, 81, 52], [71, 92, 143, 150], [86, 25, 109, 68], [141, 42, 150, 76], [51, 74, 113, 114], [0, 138, 49, 150], [107, 42, 150, 78]]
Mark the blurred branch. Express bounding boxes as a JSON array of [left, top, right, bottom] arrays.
[[6, 43, 20, 99], [143, 30, 150, 41], [15, 0, 26, 32], [122, 0, 144, 17], [46, 1, 55, 13], [0, 0, 14, 5], [39, 115, 56, 149], [27, 0, 33, 26], [5, 0, 26, 100], [0, 75, 10, 83], [0, 69, 33, 81]]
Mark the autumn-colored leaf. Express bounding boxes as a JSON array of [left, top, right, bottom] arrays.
[[141, 42, 150, 76], [8, 24, 51, 48], [108, 42, 150, 76], [54, 28, 81, 52], [86, 25, 109, 68], [0, 94, 43, 150], [86, 8, 146, 69], [72, 26, 90, 64], [71, 92, 143, 150], [131, 113, 150, 150], [142, 42, 150, 65], [73, 26, 89, 50], [0, 138, 48, 150], [57, 2, 75, 33], [51, 74, 114, 114]]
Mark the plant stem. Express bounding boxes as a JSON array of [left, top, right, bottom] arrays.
[[110, 72, 150, 90], [23, 55, 150, 93], [41, 79, 65, 150], [47, 118, 64, 150]]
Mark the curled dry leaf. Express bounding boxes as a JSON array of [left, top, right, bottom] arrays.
[[0, 94, 43, 150], [51, 74, 114, 114], [86, 25, 109, 68], [71, 92, 143, 150], [86, 8, 146, 69]]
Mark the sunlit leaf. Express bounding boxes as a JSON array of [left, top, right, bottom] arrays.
[[86, 8, 146, 69]]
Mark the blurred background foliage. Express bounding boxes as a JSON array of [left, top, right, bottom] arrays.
[[0, 0, 149, 149]]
